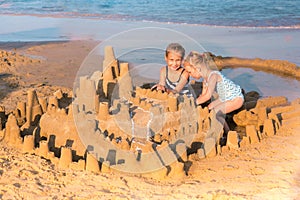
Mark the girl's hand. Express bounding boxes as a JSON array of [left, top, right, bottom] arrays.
[[156, 84, 166, 92], [196, 96, 202, 105], [151, 84, 158, 91], [207, 103, 213, 110]]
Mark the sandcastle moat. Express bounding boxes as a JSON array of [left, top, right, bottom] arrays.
[[0, 46, 300, 178]]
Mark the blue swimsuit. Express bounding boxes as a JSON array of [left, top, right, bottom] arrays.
[[165, 66, 193, 97], [207, 71, 244, 102]]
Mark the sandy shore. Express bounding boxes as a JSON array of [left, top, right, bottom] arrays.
[[0, 39, 299, 199]]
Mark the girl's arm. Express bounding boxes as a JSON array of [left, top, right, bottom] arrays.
[[196, 73, 218, 105], [156, 67, 166, 91], [172, 70, 189, 93]]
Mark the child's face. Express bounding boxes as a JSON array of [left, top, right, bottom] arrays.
[[165, 51, 183, 71], [183, 61, 202, 79]]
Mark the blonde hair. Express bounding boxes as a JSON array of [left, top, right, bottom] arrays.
[[185, 51, 203, 68], [165, 43, 185, 59], [185, 51, 215, 70]]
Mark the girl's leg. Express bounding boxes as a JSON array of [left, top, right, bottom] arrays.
[[208, 99, 228, 131], [208, 101, 228, 143], [209, 97, 244, 142], [212, 97, 244, 114], [223, 97, 244, 114], [207, 99, 222, 110]]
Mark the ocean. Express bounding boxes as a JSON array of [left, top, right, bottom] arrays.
[[0, 0, 299, 28]]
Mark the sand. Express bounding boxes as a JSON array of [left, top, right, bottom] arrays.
[[0, 40, 300, 199]]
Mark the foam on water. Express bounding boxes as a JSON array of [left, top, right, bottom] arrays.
[[0, 0, 299, 28]]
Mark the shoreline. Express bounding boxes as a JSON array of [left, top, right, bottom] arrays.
[[1, 14, 300, 66], [2, 13, 300, 30]]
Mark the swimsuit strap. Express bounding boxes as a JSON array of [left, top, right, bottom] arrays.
[[179, 68, 185, 78], [207, 71, 219, 82], [165, 66, 193, 97], [180, 68, 185, 75], [166, 65, 185, 83], [165, 65, 168, 79], [180, 68, 189, 82]]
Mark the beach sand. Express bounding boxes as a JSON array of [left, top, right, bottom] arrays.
[[0, 39, 299, 199]]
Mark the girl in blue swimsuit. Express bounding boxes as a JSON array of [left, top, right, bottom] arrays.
[[152, 43, 193, 97]]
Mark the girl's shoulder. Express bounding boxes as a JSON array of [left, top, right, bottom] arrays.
[[181, 68, 190, 79], [160, 65, 167, 73], [210, 70, 221, 76], [208, 70, 222, 82]]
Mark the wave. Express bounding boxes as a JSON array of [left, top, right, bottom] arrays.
[[1, 12, 300, 30], [139, 19, 300, 30]]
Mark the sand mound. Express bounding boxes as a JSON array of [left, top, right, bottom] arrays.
[[213, 54, 300, 79]]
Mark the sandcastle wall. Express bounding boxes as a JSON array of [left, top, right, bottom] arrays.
[[1, 45, 299, 179]]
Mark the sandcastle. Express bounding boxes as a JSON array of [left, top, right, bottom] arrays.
[[0, 50, 41, 79], [1, 46, 300, 178]]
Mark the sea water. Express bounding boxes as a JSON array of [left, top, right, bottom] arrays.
[[1, 0, 299, 66], [0, 0, 299, 28]]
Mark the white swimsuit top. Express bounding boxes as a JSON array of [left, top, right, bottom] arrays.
[[207, 71, 244, 102]]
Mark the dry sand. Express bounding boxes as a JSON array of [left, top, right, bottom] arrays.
[[0, 40, 300, 199]]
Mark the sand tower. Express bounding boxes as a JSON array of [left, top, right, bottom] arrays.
[[76, 76, 97, 112], [22, 135, 34, 153], [58, 147, 73, 169], [117, 63, 133, 100], [5, 114, 22, 146], [24, 89, 43, 127], [102, 46, 118, 98], [98, 102, 109, 120]]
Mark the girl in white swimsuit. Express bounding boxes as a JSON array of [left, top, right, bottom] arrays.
[[206, 71, 244, 103], [184, 51, 244, 133], [184, 51, 244, 113]]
